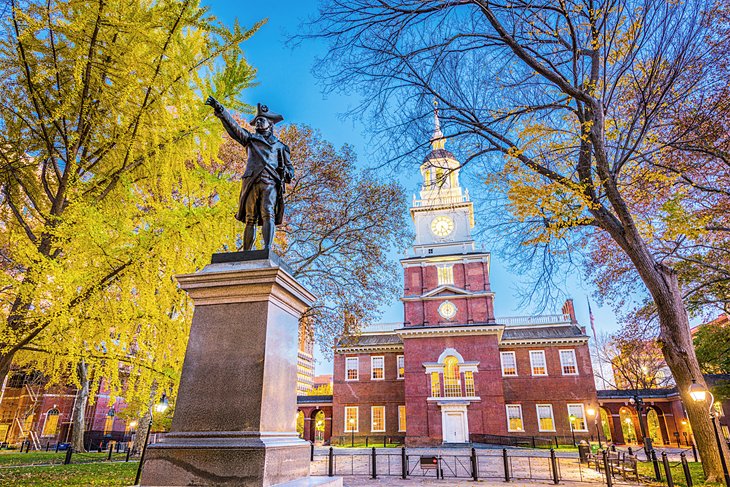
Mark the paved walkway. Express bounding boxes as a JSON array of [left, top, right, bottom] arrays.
[[338, 477, 634, 486]]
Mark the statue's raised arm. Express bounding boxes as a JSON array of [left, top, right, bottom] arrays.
[[205, 95, 251, 145]]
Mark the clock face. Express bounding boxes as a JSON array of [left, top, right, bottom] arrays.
[[431, 216, 454, 237], [438, 300, 457, 320]]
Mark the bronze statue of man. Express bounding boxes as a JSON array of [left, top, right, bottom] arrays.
[[206, 96, 294, 251]]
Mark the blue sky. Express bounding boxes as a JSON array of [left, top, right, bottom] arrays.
[[202, 0, 622, 372]]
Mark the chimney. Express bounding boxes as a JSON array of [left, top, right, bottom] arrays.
[[562, 299, 578, 324]]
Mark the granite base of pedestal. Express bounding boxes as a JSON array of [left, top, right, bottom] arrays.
[[139, 433, 310, 486]]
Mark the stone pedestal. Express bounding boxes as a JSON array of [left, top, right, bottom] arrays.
[[140, 253, 316, 486]]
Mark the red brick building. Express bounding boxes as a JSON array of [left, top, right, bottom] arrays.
[[332, 108, 598, 446]]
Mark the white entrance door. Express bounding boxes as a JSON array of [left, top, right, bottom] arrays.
[[444, 412, 467, 443]]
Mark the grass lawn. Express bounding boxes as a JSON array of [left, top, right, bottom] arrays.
[[637, 460, 724, 487], [0, 461, 137, 486]]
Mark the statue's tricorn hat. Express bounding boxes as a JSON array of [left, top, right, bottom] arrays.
[[251, 103, 284, 125]]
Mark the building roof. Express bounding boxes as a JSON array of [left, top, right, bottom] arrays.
[[501, 324, 586, 340], [422, 148, 456, 163], [597, 374, 730, 400]]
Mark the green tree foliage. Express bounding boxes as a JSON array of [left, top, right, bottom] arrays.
[[0, 0, 261, 409], [694, 316, 730, 375]]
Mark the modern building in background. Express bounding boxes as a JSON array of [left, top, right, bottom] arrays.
[[330, 108, 598, 446]]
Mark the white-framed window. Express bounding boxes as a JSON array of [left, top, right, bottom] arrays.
[[568, 404, 587, 431], [464, 371, 476, 397], [506, 405, 524, 432], [398, 405, 406, 432], [500, 351, 517, 376], [443, 356, 462, 397], [559, 350, 578, 375], [371, 406, 386, 432], [371, 356, 385, 380], [437, 265, 454, 286], [345, 357, 359, 381], [536, 404, 556, 432], [397, 355, 405, 379], [530, 350, 547, 376], [345, 406, 358, 432]]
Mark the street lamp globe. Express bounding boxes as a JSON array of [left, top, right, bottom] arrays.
[[688, 379, 707, 402], [155, 393, 169, 413], [586, 407, 596, 417]]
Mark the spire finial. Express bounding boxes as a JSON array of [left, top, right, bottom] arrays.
[[430, 98, 445, 150]]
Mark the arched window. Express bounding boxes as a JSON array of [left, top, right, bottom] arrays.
[[41, 409, 59, 437], [103, 408, 116, 435], [443, 356, 461, 397]]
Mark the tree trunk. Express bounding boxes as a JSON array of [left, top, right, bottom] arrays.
[[0, 353, 13, 397], [133, 409, 152, 455], [631, 255, 729, 481], [71, 360, 89, 452]]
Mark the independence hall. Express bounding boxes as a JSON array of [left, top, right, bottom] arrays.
[[330, 110, 598, 446]]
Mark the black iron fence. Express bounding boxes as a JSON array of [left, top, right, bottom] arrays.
[[310, 446, 612, 484], [471, 433, 585, 448]]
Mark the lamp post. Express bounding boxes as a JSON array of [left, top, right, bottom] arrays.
[[348, 418, 355, 448], [624, 417, 635, 443], [689, 379, 730, 487], [629, 395, 652, 455], [569, 414, 576, 446], [587, 407, 602, 448]]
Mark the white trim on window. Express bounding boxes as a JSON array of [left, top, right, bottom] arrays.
[[371, 406, 386, 432], [345, 406, 359, 432], [397, 355, 405, 379], [529, 350, 548, 376], [559, 349, 579, 375], [506, 404, 524, 432], [536, 404, 556, 432], [371, 356, 385, 380], [345, 357, 359, 381], [500, 351, 517, 376], [398, 405, 406, 432], [567, 404, 588, 432]]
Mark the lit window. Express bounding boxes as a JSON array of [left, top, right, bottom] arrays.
[[530, 350, 547, 376], [371, 356, 384, 380], [103, 411, 115, 435], [345, 357, 359, 381], [722, 425, 729, 440], [23, 414, 34, 434], [560, 350, 578, 375], [345, 407, 358, 432], [398, 406, 406, 432], [397, 355, 405, 379], [430, 372, 441, 397], [568, 404, 587, 431], [506, 405, 524, 432], [500, 352, 517, 376], [437, 266, 454, 286], [371, 406, 385, 432], [41, 409, 59, 437], [464, 371, 476, 397], [443, 356, 462, 397], [537, 405, 555, 432]]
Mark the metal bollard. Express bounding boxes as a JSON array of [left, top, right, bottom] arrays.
[[471, 447, 479, 481], [662, 452, 674, 487], [328, 447, 334, 477], [64, 447, 73, 465], [691, 442, 698, 463], [680, 452, 693, 487], [651, 449, 662, 481], [503, 448, 510, 482], [627, 446, 633, 455], [125, 447, 131, 462], [108, 443, 113, 461], [401, 446, 407, 479], [46, 442, 50, 451], [550, 448, 559, 484], [310, 441, 314, 462], [55, 442, 60, 453], [602, 450, 612, 487], [371, 447, 377, 479]]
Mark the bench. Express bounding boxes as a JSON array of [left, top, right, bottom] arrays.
[[592, 451, 638, 481]]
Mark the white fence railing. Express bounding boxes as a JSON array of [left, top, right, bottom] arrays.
[[497, 314, 572, 326], [359, 322, 403, 333]]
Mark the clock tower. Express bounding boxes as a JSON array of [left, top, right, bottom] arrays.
[[401, 102, 495, 327]]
